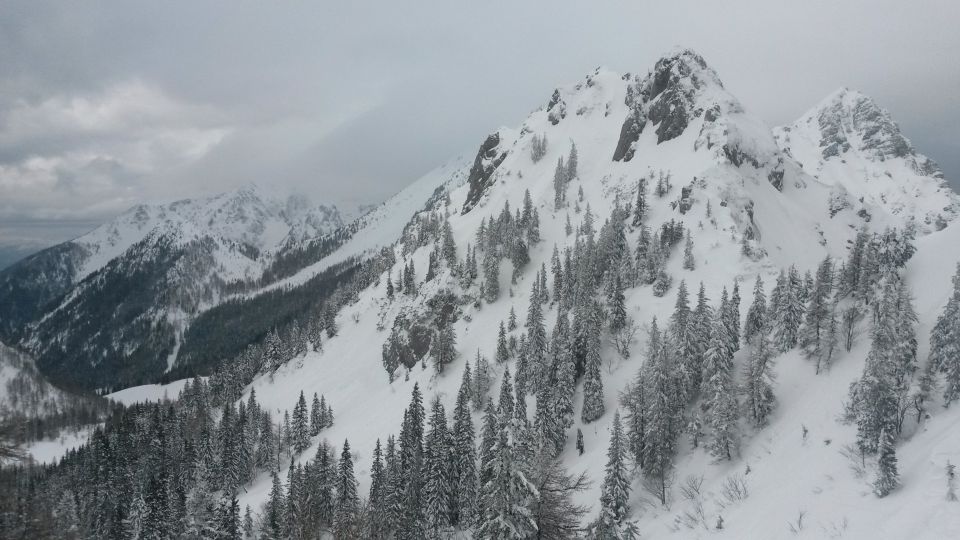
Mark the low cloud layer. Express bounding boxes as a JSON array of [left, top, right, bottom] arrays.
[[1, 1, 957, 250]]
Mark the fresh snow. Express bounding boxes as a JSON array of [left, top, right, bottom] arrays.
[[23, 426, 99, 466], [106, 377, 196, 406]]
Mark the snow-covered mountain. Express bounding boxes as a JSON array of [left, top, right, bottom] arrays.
[[0, 185, 343, 390], [3, 48, 959, 538], [775, 87, 958, 231], [72, 183, 343, 282], [215, 49, 960, 537]]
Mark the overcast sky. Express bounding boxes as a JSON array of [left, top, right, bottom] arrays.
[[1, 0, 958, 254]]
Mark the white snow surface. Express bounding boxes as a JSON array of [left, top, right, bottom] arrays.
[[106, 377, 195, 406], [23, 426, 99, 465]]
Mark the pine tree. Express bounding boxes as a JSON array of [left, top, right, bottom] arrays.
[[853, 279, 901, 455], [744, 275, 766, 344], [469, 351, 491, 410], [243, 505, 254, 539], [744, 325, 776, 427], [528, 208, 541, 245], [542, 313, 575, 455], [265, 471, 287, 539], [704, 315, 738, 461], [484, 251, 500, 302], [452, 377, 479, 528], [125, 493, 148, 539], [632, 179, 647, 227], [508, 306, 518, 331], [479, 401, 499, 489], [477, 399, 538, 539], [589, 411, 638, 539], [683, 230, 696, 270], [324, 304, 339, 338], [947, 461, 958, 502], [423, 397, 453, 535], [321, 394, 333, 428], [609, 274, 627, 333], [582, 302, 606, 423], [800, 256, 835, 365], [525, 279, 548, 388], [642, 322, 679, 505], [426, 251, 437, 282], [310, 392, 322, 437], [314, 441, 336, 529], [773, 266, 804, 351], [530, 134, 548, 163], [522, 188, 534, 227], [729, 280, 742, 350], [932, 264, 960, 403], [334, 440, 360, 538], [874, 428, 899, 497], [553, 156, 567, 210], [441, 220, 457, 266], [667, 282, 698, 402], [292, 391, 310, 455], [384, 436, 403, 533], [496, 321, 510, 364], [465, 244, 478, 285], [433, 322, 457, 374], [217, 494, 241, 540], [369, 438, 388, 535], [566, 141, 578, 183]]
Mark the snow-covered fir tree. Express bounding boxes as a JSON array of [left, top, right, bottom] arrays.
[[588, 411, 638, 539], [641, 318, 679, 504], [743, 275, 766, 344], [931, 263, 960, 404], [292, 390, 310, 455], [452, 374, 479, 528], [422, 397, 453, 535], [581, 301, 606, 423], [744, 324, 776, 427], [704, 312, 738, 460]]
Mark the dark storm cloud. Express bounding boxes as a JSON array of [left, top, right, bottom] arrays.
[[1, 0, 958, 250]]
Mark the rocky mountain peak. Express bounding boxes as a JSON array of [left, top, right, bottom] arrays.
[[794, 87, 942, 178], [614, 48, 748, 161]]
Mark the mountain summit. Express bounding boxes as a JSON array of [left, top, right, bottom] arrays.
[[776, 88, 957, 229]]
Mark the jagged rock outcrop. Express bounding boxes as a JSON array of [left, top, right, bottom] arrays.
[[461, 133, 508, 213]]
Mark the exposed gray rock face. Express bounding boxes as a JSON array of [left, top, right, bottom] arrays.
[[613, 49, 721, 161], [547, 89, 567, 125], [462, 133, 508, 213], [612, 112, 645, 162], [816, 89, 943, 178]]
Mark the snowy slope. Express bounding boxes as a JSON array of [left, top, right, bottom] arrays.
[[248, 156, 470, 296], [228, 48, 960, 538], [106, 377, 196, 406]]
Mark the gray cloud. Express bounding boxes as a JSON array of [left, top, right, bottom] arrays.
[[1, 0, 958, 253]]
